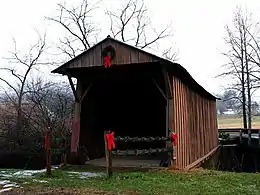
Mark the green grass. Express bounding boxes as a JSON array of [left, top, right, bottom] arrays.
[[5, 166, 260, 195], [218, 115, 260, 128]]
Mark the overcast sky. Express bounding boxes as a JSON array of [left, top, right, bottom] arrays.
[[0, 0, 260, 96]]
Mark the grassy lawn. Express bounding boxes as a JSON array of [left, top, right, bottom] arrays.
[[218, 115, 260, 128], [2, 166, 260, 195]]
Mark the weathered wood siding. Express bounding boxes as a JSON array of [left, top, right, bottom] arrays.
[[172, 76, 218, 169], [66, 40, 159, 68]]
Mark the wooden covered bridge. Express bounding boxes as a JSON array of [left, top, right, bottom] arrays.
[[51, 36, 219, 170]]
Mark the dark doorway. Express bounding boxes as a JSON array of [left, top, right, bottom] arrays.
[[80, 64, 166, 160]]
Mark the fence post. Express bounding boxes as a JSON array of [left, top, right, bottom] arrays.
[[248, 129, 251, 146], [45, 127, 52, 176], [63, 137, 68, 166], [104, 131, 112, 178]]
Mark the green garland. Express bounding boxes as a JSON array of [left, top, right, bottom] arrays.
[[114, 136, 173, 142], [112, 148, 173, 156], [101, 45, 116, 60]]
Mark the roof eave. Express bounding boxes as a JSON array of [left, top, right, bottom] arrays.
[[162, 60, 218, 100]]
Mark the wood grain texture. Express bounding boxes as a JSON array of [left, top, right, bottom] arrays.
[[172, 76, 218, 169], [64, 41, 158, 68]]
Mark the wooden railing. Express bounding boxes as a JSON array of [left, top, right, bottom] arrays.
[[218, 128, 260, 146], [104, 131, 175, 178]]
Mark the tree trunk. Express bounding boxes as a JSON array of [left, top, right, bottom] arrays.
[[240, 23, 247, 129], [245, 62, 252, 129], [243, 23, 252, 129], [241, 53, 247, 129], [243, 34, 252, 129]]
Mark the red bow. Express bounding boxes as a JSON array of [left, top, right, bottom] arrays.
[[104, 56, 112, 68], [105, 132, 115, 151], [172, 133, 177, 146]]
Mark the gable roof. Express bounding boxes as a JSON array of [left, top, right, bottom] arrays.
[[52, 35, 163, 74], [51, 36, 218, 100]]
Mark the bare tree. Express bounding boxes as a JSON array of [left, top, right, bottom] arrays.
[[0, 31, 47, 134], [46, 0, 101, 59], [219, 7, 260, 128], [162, 46, 179, 62], [107, 0, 177, 61], [47, 0, 178, 61], [25, 78, 73, 138]]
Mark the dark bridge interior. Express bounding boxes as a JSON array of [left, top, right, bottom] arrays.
[[79, 64, 167, 160]]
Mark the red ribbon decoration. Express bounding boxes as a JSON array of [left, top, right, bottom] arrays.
[[105, 132, 115, 151], [172, 133, 178, 146], [104, 55, 112, 68]]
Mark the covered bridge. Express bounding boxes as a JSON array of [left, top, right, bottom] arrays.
[[52, 36, 219, 170]]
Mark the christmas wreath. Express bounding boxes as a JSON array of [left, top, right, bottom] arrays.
[[102, 45, 116, 68]]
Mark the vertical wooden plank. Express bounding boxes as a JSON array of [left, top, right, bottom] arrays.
[[189, 91, 192, 165], [130, 50, 139, 64], [195, 93, 200, 161], [196, 93, 200, 161], [181, 82, 187, 168], [114, 42, 123, 64], [205, 101, 209, 152], [175, 78, 180, 168], [208, 101, 212, 151], [46, 127, 52, 176], [209, 101, 214, 147], [208, 101, 211, 151], [193, 91, 198, 161], [183, 85, 187, 166], [185, 85, 189, 167], [199, 94, 203, 159], [176, 78, 182, 169], [85, 49, 92, 67], [180, 82, 185, 168], [172, 77, 178, 166], [210, 102, 213, 149], [192, 92, 196, 161], [205, 99, 209, 154], [187, 88, 192, 165], [179, 81, 183, 168], [94, 44, 102, 66], [70, 79, 82, 164], [138, 52, 146, 63], [214, 101, 217, 146], [183, 84, 189, 167], [104, 131, 112, 178], [188, 89, 193, 164], [204, 98, 208, 154], [81, 52, 88, 67], [201, 97, 205, 156], [201, 96, 205, 156]]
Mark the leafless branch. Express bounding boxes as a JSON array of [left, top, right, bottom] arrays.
[[106, 0, 176, 57], [46, 0, 101, 59]]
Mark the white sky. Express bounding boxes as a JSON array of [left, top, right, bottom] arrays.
[[0, 0, 260, 96]]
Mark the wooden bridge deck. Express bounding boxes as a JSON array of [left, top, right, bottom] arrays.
[[85, 156, 161, 168]]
